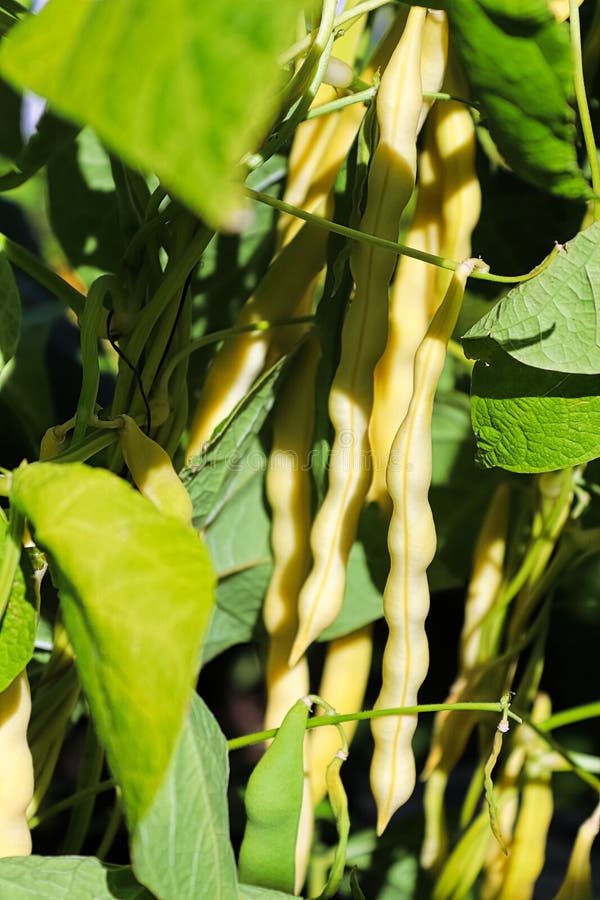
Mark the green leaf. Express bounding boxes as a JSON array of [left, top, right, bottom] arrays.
[[0, 856, 153, 899], [239, 887, 299, 900], [132, 693, 240, 900], [448, 0, 589, 199], [0, 249, 21, 374], [183, 360, 286, 529], [0, 106, 78, 191], [10, 462, 216, 829], [463, 222, 600, 375], [202, 563, 272, 666], [0, 523, 37, 691], [470, 347, 600, 472], [0, 0, 301, 228], [46, 128, 124, 282], [202, 449, 272, 664]]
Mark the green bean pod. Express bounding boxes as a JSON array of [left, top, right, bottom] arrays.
[[238, 696, 311, 894]]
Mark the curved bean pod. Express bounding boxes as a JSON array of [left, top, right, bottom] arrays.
[[290, 6, 427, 666], [0, 670, 33, 857], [370, 257, 484, 834], [118, 414, 193, 525]]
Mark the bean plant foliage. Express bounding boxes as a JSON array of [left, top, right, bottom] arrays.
[[0, 0, 598, 898]]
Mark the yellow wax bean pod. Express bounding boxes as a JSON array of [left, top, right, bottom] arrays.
[[186, 222, 327, 461], [499, 773, 554, 900], [370, 258, 485, 835], [432, 63, 482, 307], [417, 10, 449, 133], [263, 338, 320, 734], [550, 0, 584, 22], [368, 121, 442, 511], [460, 483, 510, 671], [369, 49, 478, 512], [308, 625, 372, 806], [118, 414, 193, 525], [0, 670, 34, 857], [421, 484, 510, 871], [555, 800, 600, 900], [263, 340, 320, 892], [290, 7, 428, 666]]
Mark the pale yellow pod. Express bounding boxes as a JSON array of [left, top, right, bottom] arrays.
[[368, 122, 442, 511], [432, 67, 482, 308], [186, 223, 327, 461], [279, 5, 405, 246], [460, 482, 510, 670], [308, 625, 373, 806], [0, 671, 34, 857], [263, 337, 321, 732], [370, 259, 482, 834], [369, 54, 479, 511], [290, 7, 427, 666], [118, 414, 193, 525], [549, 0, 584, 22], [499, 775, 554, 900], [417, 10, 449, 133], [555, 800, 600, 900]]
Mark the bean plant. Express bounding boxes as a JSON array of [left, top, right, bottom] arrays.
[[0, 0, 599, 898]]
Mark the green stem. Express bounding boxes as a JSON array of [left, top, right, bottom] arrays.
[[515, 713, 600, 794], [245, 188, 560, 284], [227, 702, 522, 751], [570, 0, 600, 219], [280, 0, 390, 65], [281, 0, 337, 109], [1, 235, 85, 316], [539, 701, 600, 733], [158, 314, 315, 396], [29, 779, 115, 830], [306, 86, 377, 119], [96, 793, 123, 861]]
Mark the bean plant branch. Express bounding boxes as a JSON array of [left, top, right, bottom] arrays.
[[245, 188, 561, 284], [0, 233, 85, 316], [280, 0, 391, 65], [227, 701, 523, 751]]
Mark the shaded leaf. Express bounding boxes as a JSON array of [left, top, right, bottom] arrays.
[[0, 106, 78, 191], [463, 222, 600, 375], [239, 886, 298, 900], [0, 249, 20, 374], [10, 462, 215, 828], [448, 0, 589, 198], [470, 347, 600, 472], [132, 693, 240, 900], [183, 360, 285, 529], [0, 0, 301, 227], [0, 856, 152, 899], [0, 521, 37, 691], [46, 128, 123, 280]]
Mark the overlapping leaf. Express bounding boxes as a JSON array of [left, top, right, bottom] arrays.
[[0, 0, 302, 227], [132, 694, 239, 900], [463, 222, 600, 374], [470, 347, 600, 472], [10, 462, 215, 828], [448, 0, 589, 199]]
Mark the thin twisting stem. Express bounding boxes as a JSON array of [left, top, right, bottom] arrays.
[[570, 0, 600, 219]]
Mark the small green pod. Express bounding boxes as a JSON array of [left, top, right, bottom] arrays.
[[238, 696, 311, 894]]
